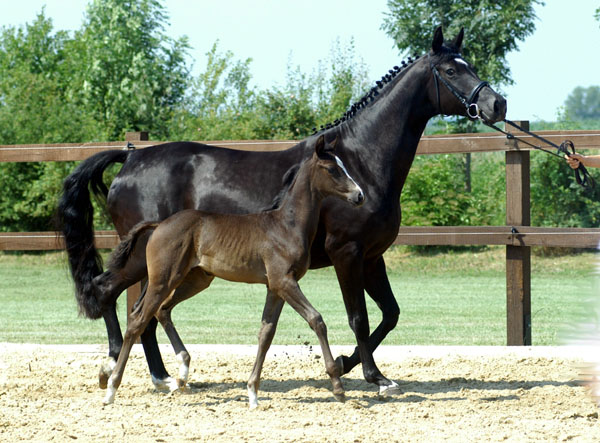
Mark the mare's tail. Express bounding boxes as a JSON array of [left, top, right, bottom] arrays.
[[106, 222, 159, 273], [56, 150, 129, 319]]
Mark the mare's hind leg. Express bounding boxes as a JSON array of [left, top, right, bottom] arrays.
[[155, 267, 214, 390], [247, 289, 285, 409], [270, 275, 345, 403]]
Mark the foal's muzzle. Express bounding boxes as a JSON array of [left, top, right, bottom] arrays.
[[349, 189, 365, 206]]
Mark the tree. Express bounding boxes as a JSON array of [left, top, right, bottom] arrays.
[[382, 0, 541, 197], [381, 0, 542, 87], [564, 86, 600, 120], [0, 11, 99, 231], [73, 0, 191, 140]]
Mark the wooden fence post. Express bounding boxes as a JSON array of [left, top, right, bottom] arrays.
[[505, 120, 532, 345], [125, 132, 147, 319]]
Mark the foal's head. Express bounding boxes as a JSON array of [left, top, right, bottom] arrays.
[[311, 135, 364, 206]]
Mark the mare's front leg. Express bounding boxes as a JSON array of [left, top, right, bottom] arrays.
[[247, 289, 285, 409], [328, 242, 398, 395], [336, 255, 401, 395], [270, 275, 345, 403], [155, 268, 214, 390]]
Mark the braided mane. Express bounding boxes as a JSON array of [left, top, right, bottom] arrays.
[[313, 54, 424, 134]]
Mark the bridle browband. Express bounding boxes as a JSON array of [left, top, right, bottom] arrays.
[[428, 53, 489, 120]]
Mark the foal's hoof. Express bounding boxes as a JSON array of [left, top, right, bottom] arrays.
[[378, 380, 402, 397], [333, 391, 346, 403]]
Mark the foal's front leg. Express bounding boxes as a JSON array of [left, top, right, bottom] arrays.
[[271, 276, 345, 402], [247, 289, 285, 409]]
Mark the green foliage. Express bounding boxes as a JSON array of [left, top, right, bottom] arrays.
[[531, 153, 600, 227], [74, 0, 191, 140], [564, 86, 600, 121], [381, 0, 543, 87]]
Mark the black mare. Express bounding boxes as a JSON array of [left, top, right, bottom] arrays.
[[58, 27, 506, 394]]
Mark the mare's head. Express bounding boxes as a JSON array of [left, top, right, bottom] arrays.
[[427, 26, 506, 123], [311, 135, 365, 206]]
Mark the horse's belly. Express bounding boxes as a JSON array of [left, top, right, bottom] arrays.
[[198, 254, 267, 285]]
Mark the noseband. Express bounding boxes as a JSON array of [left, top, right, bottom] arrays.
[[429, 54, 489, 119]]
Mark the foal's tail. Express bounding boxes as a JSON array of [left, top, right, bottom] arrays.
[[56, 150, 129, 319], [106, 222, 159, 273]]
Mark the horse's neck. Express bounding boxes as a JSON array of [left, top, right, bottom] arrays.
[[274, 164, 321, 245], [340, 60, 434, 197]]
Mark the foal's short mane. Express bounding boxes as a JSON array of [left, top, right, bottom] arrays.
[[263, 163, 301, 211]]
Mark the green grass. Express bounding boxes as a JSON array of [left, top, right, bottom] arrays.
[[0, 246, 597, 346]]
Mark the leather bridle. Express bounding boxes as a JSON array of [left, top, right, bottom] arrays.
[[429, 54, 489, 120]]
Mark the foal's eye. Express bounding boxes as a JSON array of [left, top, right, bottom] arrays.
[[327, 167, 338, 174], [445, 68, 456, 76]]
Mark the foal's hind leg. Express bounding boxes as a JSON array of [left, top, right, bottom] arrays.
[[93, 247, 149, 389], [155, 268, 214, 390], [247, 289, 285, 409], [270, 276, 345, 402], [104, 284, 172, 405]]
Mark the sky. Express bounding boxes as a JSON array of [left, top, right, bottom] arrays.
[[1, 0, 599, 122]]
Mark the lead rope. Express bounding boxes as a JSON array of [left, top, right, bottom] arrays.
[[482, 118, 595, 189]]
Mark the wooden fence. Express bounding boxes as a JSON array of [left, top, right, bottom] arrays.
[[2, 123, 600, 346]]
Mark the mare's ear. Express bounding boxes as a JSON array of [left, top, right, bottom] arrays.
[[452, 27, 464, 51], [432, 26, 444, 53]]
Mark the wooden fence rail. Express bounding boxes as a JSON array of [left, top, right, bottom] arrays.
[[2, 124, 600, 345]]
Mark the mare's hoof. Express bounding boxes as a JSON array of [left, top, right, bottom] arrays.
[[378, 380, 402, 397], [99, 359, 116, 389], [152, 376, 180, 392], [99, 372, 108, 390]]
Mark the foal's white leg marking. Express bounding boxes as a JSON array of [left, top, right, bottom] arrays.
[[103, 375, 117, 405], [177, 351, 190, 385], [248, 386, 258, 409], [378, 380, 401, 396]]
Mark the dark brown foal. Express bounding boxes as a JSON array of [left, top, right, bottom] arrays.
[[102, 135, 364, 407]]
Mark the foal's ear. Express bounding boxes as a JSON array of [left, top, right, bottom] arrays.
[[315, 135, 333, 160], [315, 135, 326, 158], [432, 26, 444, 53], [452, 27, 464, 52]]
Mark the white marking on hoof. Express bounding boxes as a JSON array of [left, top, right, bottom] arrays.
[[99, 357, 117, 388], [177, 352, 190, 384], [152, 375, 180, 392], [248, 387, 258, 409], [379, 380, 401, 396]]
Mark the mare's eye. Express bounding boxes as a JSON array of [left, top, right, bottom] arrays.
[[327, 167, 338, 174], [446, 68, 456, 76]]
